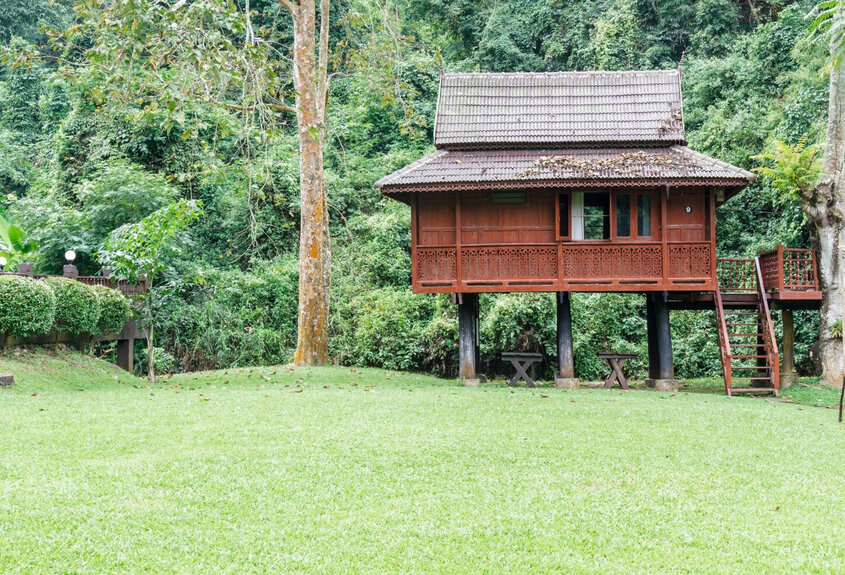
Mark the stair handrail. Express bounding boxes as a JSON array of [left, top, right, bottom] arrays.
[[713, 279, 733, 394], [754, 256, 780, 392]]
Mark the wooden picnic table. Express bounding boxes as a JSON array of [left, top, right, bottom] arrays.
[[501, 352, 543, 387], [597, 352, 638, 390]]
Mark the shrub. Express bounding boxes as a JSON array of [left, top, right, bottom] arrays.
[[92, 285, 131, 334], [332, 286, 435, 371], [0, 275, 56, 336], [135, 346, 176, 376], [45, 277, 101, 334], [152, 255, 299, 371]]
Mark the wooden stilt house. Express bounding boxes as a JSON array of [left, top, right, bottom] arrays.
[[375, 70, 821, 395]]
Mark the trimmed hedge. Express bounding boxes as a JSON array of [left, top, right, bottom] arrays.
[[45, 277, 101, 335], [92, 285, 131, 334], [0, 275, 56, 337]]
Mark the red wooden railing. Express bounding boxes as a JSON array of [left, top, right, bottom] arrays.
[[716, 258, 758, 292], [416, 242, 715, 287], [712, 286, 733, 392], [758, 246, 819, 293], [754, 257, 780, 392]]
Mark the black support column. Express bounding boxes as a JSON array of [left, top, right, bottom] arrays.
[[555, 292, 578, 389], [458, 293, 479, 385], [646, 292, 676, 391], [117, 338, 134, 373]]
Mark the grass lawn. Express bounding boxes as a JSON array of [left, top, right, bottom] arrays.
[[1, 348, 844, 573]]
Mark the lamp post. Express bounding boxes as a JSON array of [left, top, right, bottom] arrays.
[[63, 249, 78, 279]]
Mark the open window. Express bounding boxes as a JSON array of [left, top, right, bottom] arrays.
[[571, 191, 610, 240], [559, 190, 656, 242]]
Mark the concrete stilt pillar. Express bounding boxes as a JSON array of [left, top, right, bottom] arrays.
[[781, 309, 796, 388], [555, 292, 578, 389], [458, 293, 479, 386], [646, 292, 676, 391]]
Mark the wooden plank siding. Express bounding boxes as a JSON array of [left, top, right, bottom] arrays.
[[411, 187, 717, 293]]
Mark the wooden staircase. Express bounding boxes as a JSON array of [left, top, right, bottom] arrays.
[[714, 258, 780, 396]]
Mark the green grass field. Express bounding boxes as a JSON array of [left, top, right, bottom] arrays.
[[1, 348, 844, 573]]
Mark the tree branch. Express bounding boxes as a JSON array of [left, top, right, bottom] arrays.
[[317, 0, 330, 121], [216, 99, 296, 115], [278, 0, 297, 15]]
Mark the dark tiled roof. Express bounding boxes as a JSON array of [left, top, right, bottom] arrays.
[[374, 147, 754, 191], [434, 70, 685, 149]]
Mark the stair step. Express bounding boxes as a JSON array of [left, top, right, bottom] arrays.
[[726, 322, 761, 327], [731, 376, 773, 381], [729, 333, 764, 338], [731, 343, 767, 347], [730, 387, 776, 394], [730, 354, 769, 359]]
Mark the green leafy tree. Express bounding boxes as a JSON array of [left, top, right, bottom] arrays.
[[98, 199, 202, 382], [75, 157, 176, 239]]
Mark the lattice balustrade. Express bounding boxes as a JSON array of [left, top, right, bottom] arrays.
[[561, 245, 662, 279], [461, 246, 558, 281], [716, 258, 757, 292], [783, 249, 818, 290], [758, 247, 819, 293], [668, 243, 712, 278], [415, 248, 457, 282]]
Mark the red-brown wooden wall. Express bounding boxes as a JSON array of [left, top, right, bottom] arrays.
[[411, 187, 717, 293]]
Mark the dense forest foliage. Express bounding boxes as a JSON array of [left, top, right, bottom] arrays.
[[0, 0, 832, 379]]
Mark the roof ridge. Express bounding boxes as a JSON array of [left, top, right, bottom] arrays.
[[442, 69, 679, 78]]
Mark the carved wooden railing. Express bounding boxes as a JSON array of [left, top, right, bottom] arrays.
[[716, 258, 758, 292], [462, 245, 557, 282], [759, 246, 819, 293], [668, 242, 713, 279], [417, 242, 715, 286], [415, 247, 458, 284], [560, 243, 663, 279]]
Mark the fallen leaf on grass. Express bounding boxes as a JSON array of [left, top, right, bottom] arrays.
[[539, 394, 549, 398], [290, 388, 303, 393], [199, 397, 210, 402], [31, 392, 38, 397]]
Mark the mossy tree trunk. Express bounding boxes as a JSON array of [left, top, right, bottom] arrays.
[[281, 0, 331, 366]]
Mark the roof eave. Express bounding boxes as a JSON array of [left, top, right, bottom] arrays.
[[380, 177, 752, 195]]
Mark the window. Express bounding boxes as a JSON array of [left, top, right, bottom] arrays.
[[637, 194, 652, 237], [558, 193, 569, 238], [616, 194, 631, 237], [571, 192, 610, 240], [492, 190, 526, 204]]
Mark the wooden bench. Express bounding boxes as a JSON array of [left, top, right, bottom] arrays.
[[501, 352, 543, 387], [597, 352, 638, 390]]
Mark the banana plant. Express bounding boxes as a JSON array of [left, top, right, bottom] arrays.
[[0, 210, 37, 270]]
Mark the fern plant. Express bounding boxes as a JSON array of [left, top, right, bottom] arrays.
[[752, 135, 823, 204]]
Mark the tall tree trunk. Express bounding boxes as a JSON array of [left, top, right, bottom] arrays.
[[813, 54, 845, 387], [286, 0, 331, 366]]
